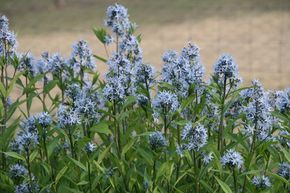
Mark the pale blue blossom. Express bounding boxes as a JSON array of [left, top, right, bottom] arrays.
[[277, 162, 290, 180], [57, 104, 80, 127], [213, 54, 241, 88], [153, 91, 179, 114], [149, 131, 168, 151], [221, 149, 244, 169], [105, 4, 131, 36], [70, 40, 95, 74], [9, 164, 28, 178], [85, 142, 97, 153], [181, 123, 208, 151], [252, 175, 271, 190], [241, 80, 274, 141], [161, 43, 205, 97]]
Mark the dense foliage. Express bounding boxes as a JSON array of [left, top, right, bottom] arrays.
[[0, 4, 289, 193]]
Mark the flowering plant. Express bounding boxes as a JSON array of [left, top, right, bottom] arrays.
[[0, 4, 289, 193]]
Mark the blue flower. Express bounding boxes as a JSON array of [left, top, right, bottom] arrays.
[[274, 88, 290, 113], [202, 152, 213, 165], [85, 142, 97, 154], [15, 183, 30, 193], [0, 15, 9, 32], [70, 40, 95, 73], [14, 130, 39, 152], [19, 52, 36, 76], [105, 4, 131, 36], [34, 112, 52, 128], [221, 149, 244, 169], [213, 54, 241, 88], [0, 15, 17, 54], [119, 35, 143, 65], [181, 123, 208, 151], [9, 164, 28, 178], [153, 91, 179, 114], [104, 34, 114, 45], [149, 131, 168, 151], [161, 43, 205, 97], [241, 80, 274, 141], [252, 175, 271, 190], [134, 63, 155, 87], [57, 104, 80, 127], [277, 162, 290, 180]]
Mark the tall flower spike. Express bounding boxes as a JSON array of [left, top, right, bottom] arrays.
[[70, 40, 95, 73], [241, 80, 274, 141], [0, 15, 17, 54], [19, 52, 36, 76], [213, 54, 241, 88], [105, 4, 131, 36], [161, 43, 205, 97]]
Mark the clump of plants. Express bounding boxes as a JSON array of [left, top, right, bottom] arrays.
[[0, 4, 289, 193]]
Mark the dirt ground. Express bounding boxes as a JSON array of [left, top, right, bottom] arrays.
[[1, 0, 290, 89]]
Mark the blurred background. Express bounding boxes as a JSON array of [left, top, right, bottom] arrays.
[[0, 0, 289, 89]]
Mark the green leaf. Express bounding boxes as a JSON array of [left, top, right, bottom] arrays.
[[68, 157, 87, 171], [281, 147, 290, 162], [63, 186, 83, 193], [7, 72, 23, 96], [93, 28, 107, 44], [121, 139, 135, 157], [214, 176, 233, 193], [90, 122, 112, 135], [55, 165, 68, 186], [97, 144, 112, 164], [4, 152, 25, 161], [0, 82, 6, 97], [44, 80, 57, 94], [29, 150, 38, 162], [77, 181, 88, 186], [93, 54, 107, 63]]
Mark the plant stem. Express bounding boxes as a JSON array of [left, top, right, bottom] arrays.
[[193, 152, 200, 193], [152, 157, 156, 190], [218, 77, 227, 152], [68, 128, 75, 159], [25, 149, 33, 193], [233, 168, 237, 193], [88, 160, 92, 193], [25, 76, 30, 117]]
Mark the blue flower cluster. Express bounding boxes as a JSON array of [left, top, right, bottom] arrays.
[[251, 175, 272, 190], [105, 4, 131, 36], [240, 80, 274, 140], [0, 15, 17, 55], [149, 131, 168, 151], [221, 149, 244, 169], [181, 123, 208, 151], [161, 43, 204, 97]]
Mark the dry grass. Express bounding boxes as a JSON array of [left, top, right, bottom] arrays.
[[1, 0, 290, 88]]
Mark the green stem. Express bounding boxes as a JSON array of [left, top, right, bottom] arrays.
[[233, 169, 237, 193], [193, 152, 200, 193], [88, 160, 92, 193], [218, 77, 227, 152], [25, 149, 33, 193]]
